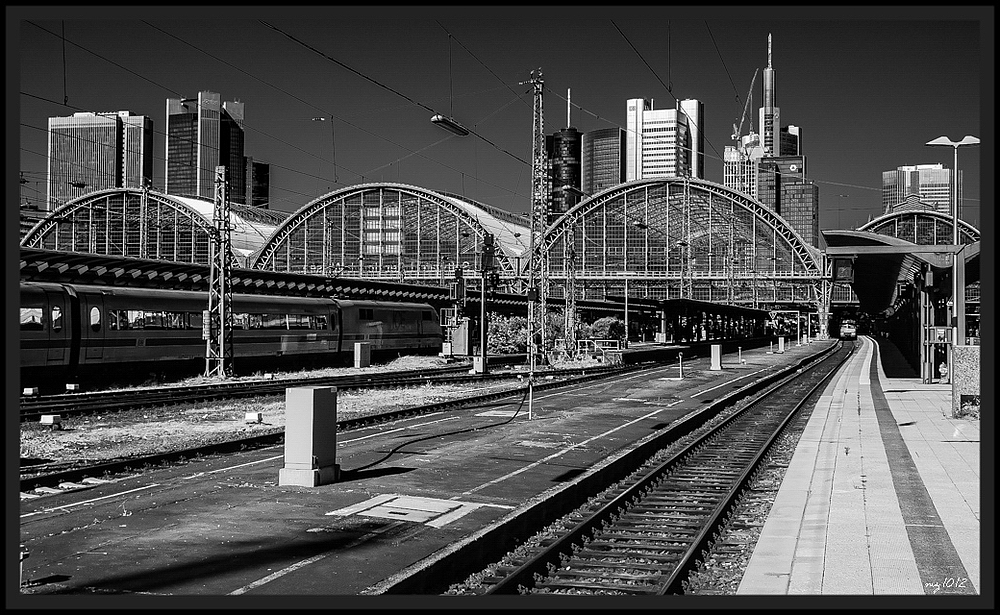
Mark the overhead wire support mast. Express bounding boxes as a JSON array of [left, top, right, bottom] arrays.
[[205, 166, 234, 378], [521, 69, 547, 372]]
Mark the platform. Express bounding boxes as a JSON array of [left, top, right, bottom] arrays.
[[737, 336, 981, 596]]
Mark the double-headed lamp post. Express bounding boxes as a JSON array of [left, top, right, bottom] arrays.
[[925, 135, 979, 350]]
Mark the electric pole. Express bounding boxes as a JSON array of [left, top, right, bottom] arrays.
[[205, 166, 234, 378], [522, 69, 548, 370]]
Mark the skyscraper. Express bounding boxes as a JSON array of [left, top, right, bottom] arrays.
[[779, 125, 801, 156], [46, 111, 153, 210], [724, 132, 764, 199], [742, 34, 820, 246], [165, 91, 247, 202], [625, 97, 703, 181], [759, 156, 819, 245], [759, 34, 780, 157], [581, 127, 626, 196], [245, 158, 270, 208], [546, 127, 582, 224], [881, 163, 960, 216]]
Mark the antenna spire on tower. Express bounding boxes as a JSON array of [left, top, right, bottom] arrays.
[[767, 33, 772, 67]]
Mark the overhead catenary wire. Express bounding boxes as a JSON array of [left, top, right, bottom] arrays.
[[257, 20, 530, 167], [26, 20, 527, 209], [149, 19, 530, 201]]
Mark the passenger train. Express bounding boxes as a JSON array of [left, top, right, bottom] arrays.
[[20, 281, 443, 392], [839, 319, 857, 340]]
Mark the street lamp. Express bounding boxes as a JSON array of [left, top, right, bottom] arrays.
[[925, 134, 979, 348]]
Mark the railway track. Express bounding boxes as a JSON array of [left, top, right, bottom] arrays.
[[19, 360, 616, 422], [18, 364, 469, 422], [18, 359, 641, 492], [443, 341, 852, 595]]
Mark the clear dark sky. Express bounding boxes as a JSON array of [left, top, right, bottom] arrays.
[[14, 6, 991, 233]]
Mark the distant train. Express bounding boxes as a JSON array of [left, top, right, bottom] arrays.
[[839, 319, 857, 340], [20, 281, 443, 392]]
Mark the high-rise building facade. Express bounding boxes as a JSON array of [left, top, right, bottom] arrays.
[[46, 111, 153, 210], [245, 158, 270, 208], [581, 127, 626, 196], [757, 155, 819, 245], [881, 163, 960, 216], [723, 132, 764, 199], [779, 125, 801, 156], [625, 97, 703, 181], [546, 127, 582, 224], [165, 91, 247, 203]]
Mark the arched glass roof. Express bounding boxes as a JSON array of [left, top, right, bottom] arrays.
[[251, 183, 530, 283], [20, 188, 282, 266], [859, 209, 980, 245], [540, 178, 823, 304]]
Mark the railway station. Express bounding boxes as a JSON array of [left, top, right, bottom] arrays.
[[19, 178, 983, 600]]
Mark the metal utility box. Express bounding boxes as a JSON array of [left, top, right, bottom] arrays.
[[710, 344, 722, 370], [472, 356, 486, 374], [450, 317, 472, 356], [278, 386, 340, 487], [354, 341, 372, 368]]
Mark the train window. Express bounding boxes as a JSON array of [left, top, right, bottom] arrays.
[[287, 314, 310, 330], [51, 306, 62, 332], [165, 312, 187, 329], [360, 308, 374, 320], [263, 314, 285, 329], [20, 307, 44, 331], [90, 306, 102, 332], [422, 310, 432, 321], [316, 314, 329, 330], [126, 309, 144, 329]]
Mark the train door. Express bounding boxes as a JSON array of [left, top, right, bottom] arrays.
[[45, 287, 70, 364], [80, 292, 106, 361]]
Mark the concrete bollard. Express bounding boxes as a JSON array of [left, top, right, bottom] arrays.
[[678, 352, 684, 379], [778, 336, 785, 354], [354, 342, 371, 368], [279, 386, 340, 487]]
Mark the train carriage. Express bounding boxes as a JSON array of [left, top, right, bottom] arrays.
[[19, 282, 74, 383], [19, 281, 443, 392], [337, 299, 443, 355]]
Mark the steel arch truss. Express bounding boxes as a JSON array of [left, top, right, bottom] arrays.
[[251, 183, 519, 282], [20, 188, 217, 264], [542, 178, 824, 306]]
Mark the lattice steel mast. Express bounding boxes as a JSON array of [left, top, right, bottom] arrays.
[[522, 69, 547, 369], [205, 166, 234, 377], [563, 90, 578, 359]]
